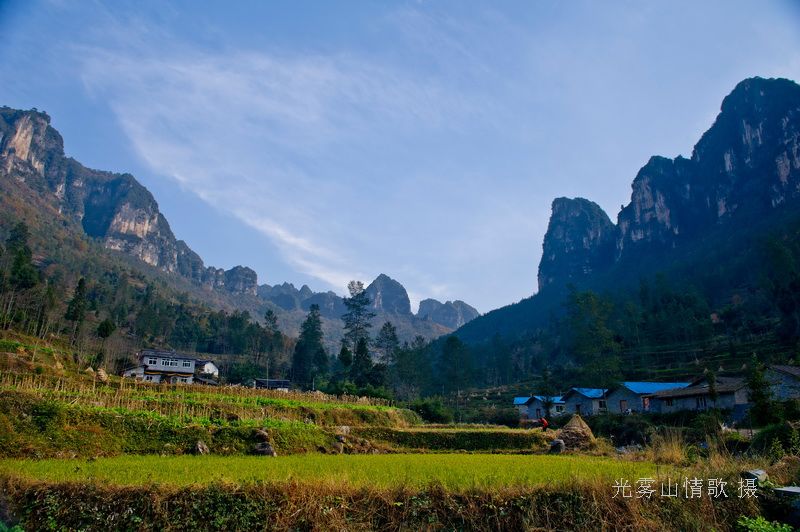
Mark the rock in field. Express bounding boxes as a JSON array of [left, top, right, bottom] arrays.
[[254, 442, 278, 457], [195, 440, 210, 455], [549, 439, 565, 454]]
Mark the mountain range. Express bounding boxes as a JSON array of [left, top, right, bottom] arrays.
[[454, 76, 800, 344], [0, 106, 478, 345]]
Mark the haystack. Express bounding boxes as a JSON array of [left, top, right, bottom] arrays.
[[558, 414, 595, 450]]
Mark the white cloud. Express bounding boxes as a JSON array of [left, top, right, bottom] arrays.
[[76, 30, 491, 296]]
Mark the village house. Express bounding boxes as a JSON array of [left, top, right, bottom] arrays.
[[647, 375, 750, 420], [766, 365, 800, 401], [560, 388, 609, 416], [122, 349, 219, 385], [513, 396, 530, 417], [605, 381, 690, 414], [513, 395, 565, 419]]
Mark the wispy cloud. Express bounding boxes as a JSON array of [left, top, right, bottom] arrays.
[[77, 30, 491, 296]]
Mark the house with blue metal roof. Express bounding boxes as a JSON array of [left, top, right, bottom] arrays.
[[561, 387, 609, 416], [513, 395, 566, 419], [525, 395, 566, 418], [513, 396, 531, 417], [606, 381, 690, 414]]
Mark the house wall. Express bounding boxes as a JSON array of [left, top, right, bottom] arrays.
[[200, 362, 219, 377], [142, 355, 195, 373], [654, 391, 738, 414], [766, 370, 800, 401], [122, 365, 193, 384], [562, 396, 604, 416], [606, 388, 645, 413]]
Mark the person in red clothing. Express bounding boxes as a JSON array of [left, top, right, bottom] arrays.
[[539, 417, 549, 431]]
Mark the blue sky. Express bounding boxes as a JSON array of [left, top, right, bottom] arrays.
[[1, 1, 799, 313]]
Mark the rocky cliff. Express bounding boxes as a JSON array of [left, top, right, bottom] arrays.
[[539, 77, 800, 290], [0, 106, 258, 296], [417, 298, 480, 329], [538, 197, 616, 290], [365, 274, 412, 315]]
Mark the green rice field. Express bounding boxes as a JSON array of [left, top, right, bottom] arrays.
[[0, 454, 665, 490]]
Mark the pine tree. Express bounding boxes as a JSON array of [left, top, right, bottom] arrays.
[[97, 318, 116, 339], [351, 337, 373, 387], [292, 304, 325, 387], [7, 222, 39, 291], [338, 340, 353, 368], [264, 309, 279, 335], [374, 321, 400, 364], [342, 281, 375, 349], [65, 278, 87, 342]]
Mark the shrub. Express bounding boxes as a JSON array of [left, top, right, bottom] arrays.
[[737, 515, 793, 532], [752, 423, 795, 454], [408, 398, 454, 424], [585, 414, 654, 446]]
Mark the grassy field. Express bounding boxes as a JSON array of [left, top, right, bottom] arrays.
[[0, 454, 665, 490]]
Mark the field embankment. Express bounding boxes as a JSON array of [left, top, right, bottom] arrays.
[[0, 472, 759, 531], [351, 427, 549, 452]]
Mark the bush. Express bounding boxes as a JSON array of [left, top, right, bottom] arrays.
[[408, 398, 454, 424], [464, 407, 519, 428], [585, 414, 655, 446], [737, 515, 793, 532], [752, 423, 795, 454]]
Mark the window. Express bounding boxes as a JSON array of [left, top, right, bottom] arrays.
[[182, 360, 192, 368], [575, 404, 581, 414], [146, 357, 157, 365], [619, 400, 628, 413], [598, 400, 607, 410], [535, 408, 542, 418], [665, 398, 674, 407], [696, 396, 707, 409], [163, 359, 178, 367], [642, 397, 650, 410], [179, 377, 189, 383], [144, 375, 152, 382], [555, 405, 564, 413]]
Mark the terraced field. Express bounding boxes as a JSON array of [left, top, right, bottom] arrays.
[[0, 454, 663, 490]]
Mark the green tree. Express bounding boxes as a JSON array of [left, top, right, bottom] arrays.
[[264, 309, 279, 334], [341, 280, 375, 349], [374, 321, 399, 364], [393, 336, 431, 399], [292, 304, 325, 387], [440, 336, 472, 393], [539, 366, 556, 417], [64, 278, 87, 341], [338, 340, 353, 368], [97, 318, 116, 340], [747, 354, 779, 426], [6, 222, 39, 290], [351, 337, 373, 387], [565, 288, 622, 386]]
